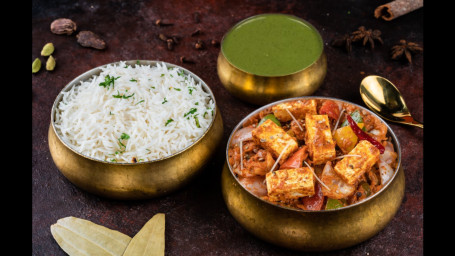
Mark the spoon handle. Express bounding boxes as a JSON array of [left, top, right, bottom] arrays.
[[402, 116, 423, 128]]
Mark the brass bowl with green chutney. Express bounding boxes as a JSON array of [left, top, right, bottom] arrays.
[[217, 14, 327, 105], [221, 96, 405, 251], [48, 60, 224, 200]]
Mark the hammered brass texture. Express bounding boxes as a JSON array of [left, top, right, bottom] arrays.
[[221, 96, 405, 251], [217, 46, 327, 106], [48, 60, 224, 200]]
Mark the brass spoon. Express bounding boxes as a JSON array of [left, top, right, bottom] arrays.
[[360, 75, 423, 128]]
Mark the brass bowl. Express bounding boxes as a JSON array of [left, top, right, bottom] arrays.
[[221, 96, 404, 251], [217, 14, 327, 105], [49, 60, 224, 200]]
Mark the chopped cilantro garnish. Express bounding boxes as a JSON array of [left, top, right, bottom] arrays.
[[165, 119, 174, 126], [194, 115, 201, 128], [120, 133, 130, 140], [113, 91, 135, 99], [99, 75, 120, 89], [162, 97, 168, 104], [184, 108, 197, 117]]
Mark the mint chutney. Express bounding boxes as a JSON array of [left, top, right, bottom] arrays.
[[221, 14, 323, 77]]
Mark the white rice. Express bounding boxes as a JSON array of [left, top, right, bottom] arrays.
[[54, 61, 215, 163]]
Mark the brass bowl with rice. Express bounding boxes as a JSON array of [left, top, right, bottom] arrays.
[[48, 60, 223, 199]]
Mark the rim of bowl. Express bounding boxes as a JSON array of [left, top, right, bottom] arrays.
[[219, 13, 325, 78], [50, 60, 218, 165], [225, 96, 402, 213]]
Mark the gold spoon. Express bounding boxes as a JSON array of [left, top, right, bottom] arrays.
[[360, 75, 423, 128]]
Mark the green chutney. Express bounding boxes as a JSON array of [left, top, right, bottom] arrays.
[[221, 14, 323, 77]]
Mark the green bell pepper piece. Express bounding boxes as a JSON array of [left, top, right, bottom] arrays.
[[325, 198, 344, 210], [341, 110, 366, 131], [258, 114, 281, 127]]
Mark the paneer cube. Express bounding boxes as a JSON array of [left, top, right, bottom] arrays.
[[333, 140, 380, 185], [305, 114, 336, 165], [252, 119, 298, 164], [272, 99, 317, 122], [265, 167, 315, 202]]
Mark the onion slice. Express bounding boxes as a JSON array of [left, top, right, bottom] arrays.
[[332, 109, 345, 135], [231, 127, 254, 146], [304, 160, 331, 191]]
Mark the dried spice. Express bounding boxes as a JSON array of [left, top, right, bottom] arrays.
[[41, 43, 55, 56], [211, 39, 220, 47], [46, 55, 56, 71], [122, 213, 165, 256], [50, 216, 132, 256], [191, 28, 201, 36], [171, 35, 180, 44], [351, 26, 383, 49], [390, 39, 423, 63], [155, 19, 173, 26], [76, 31, 106, 50], [331, 34, 353, 53], [166, 39, 174, 50], [195, 39, 204, 50], [158, 33, 168, 42], [32, 58, 41, 73], [50, 18, 77, 35], [180, 56, 195, 64]]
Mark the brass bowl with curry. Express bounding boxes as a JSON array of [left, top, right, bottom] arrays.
[[221, 96, 404, 251]]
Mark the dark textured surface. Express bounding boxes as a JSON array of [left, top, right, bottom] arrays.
[[32, 1, 423, 255]]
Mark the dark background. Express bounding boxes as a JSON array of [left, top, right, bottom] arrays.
[[32, 0, 423, 255]]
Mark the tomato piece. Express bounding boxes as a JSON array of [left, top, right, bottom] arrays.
[[319, 100, 340, 120], [301, 183, 324, 211], [279, 146, 308, 169]]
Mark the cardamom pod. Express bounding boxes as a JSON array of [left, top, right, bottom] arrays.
[[122, 213, 165, 256], [50, 216, 132, 256], [41, 43, 55, 56], [46, 55, 56, 71], [32, 58, 41, 73]]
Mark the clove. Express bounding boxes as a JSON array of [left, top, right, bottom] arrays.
[[180, 56, 195, 64], [166, 39, 174, 50]]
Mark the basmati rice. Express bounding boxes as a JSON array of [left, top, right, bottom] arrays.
[[54, 61, 215, 163]]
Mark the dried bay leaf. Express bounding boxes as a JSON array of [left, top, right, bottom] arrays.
[[50, 216, 132, 256], [122, 213, 165, 256]]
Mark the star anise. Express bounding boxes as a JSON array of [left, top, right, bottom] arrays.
[[390, 40, 423, 64], [331, 34, 353, 53], [351, 26, 383, 49]]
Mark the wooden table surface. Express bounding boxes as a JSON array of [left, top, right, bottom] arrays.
[[32, 0, 423, 255]]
